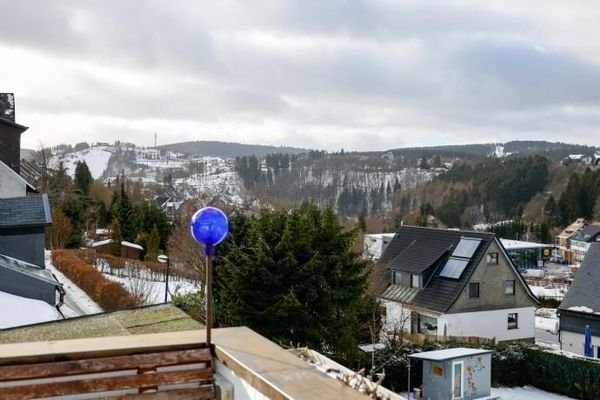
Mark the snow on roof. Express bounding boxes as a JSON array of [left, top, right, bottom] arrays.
[[121, 241, 143, 251], [364, 233, 396, 240], [0, 291, 60, 329], [91, 240, 143, 251], [409, 347, 493, 361], [500, 238, 551, 250], [95, 228, 110, 235], [568, 306, 595, 313]]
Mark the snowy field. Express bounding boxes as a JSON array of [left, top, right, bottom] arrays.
[[102, 273, 198, 305]]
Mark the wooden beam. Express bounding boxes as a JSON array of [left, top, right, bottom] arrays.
[[107, 387, 216, 399], [0, 369, 212, 400], [0, 349, 211, 381]]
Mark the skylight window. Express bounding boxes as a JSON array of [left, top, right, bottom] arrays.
[[452, 238, 482, 258], [438, 237, 482, 279], [439, 257, 469, 279]]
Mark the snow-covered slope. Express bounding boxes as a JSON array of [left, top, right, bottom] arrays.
[[52, 148, 112, 179], [0, 291, 61, 329]]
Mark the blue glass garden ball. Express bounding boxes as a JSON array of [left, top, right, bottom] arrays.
[[190, 207, 229, 247]]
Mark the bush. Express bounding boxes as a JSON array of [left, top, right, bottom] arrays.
[[52, 250, 142, 312]]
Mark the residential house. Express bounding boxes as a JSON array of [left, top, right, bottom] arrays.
[[570, 224, 600, 264], [558, 243, 600, 358], [363, 233, 396, 260], [377, 226, 539, 342], [556, 218, 587, 263]]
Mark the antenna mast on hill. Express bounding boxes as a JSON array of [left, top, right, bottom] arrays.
[[154, 132, 157, 148]]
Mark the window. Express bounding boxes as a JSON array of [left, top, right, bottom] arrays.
[[452, 238, 482, 258], [508, 313, 518, 329], [469, 282, 480, 298], [487, 252, 498, 265], [439, 257, 469, 279], [411, 274, 420, 288], [392, 270, 403, 285], [504, 280, 515, 295]]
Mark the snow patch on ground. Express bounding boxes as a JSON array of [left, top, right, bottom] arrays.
[[102, 273, 198, 305], [0, 291, 61, 329], [45, 251, 103, 317], [491, 385, 576, 399]]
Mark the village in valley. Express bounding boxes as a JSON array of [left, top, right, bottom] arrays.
[[2, 2, 600, 399], [1, 91, 600, 399]]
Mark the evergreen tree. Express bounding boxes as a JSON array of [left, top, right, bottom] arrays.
[[113, 182, 137, 242], [214, 203, 370, 358], [146, 225, 160, 261], [74, 160, 93, 195], [110, 219, 122, 257]]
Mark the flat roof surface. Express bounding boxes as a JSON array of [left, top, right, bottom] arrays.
[[409, 347, 493, 361]]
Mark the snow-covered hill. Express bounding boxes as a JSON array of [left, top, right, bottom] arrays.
[[51, 148, 112, 179]]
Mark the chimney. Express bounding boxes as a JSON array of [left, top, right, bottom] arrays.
[[0, 93, 28, 174], [0, 93, 15, 122]]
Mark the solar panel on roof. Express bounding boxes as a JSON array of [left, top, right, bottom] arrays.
[[439, 257, 469, 279], [452, 238, 481, 259]]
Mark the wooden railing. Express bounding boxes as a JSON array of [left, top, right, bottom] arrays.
[[0, 340, 215, 399]]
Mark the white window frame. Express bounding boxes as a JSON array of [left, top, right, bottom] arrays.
[[411, 274, 419, 288], [452, 360, 464, 399]]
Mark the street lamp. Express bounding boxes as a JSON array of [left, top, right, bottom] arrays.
[[190, 206, 229, 349], [157, 254, 170, 303]]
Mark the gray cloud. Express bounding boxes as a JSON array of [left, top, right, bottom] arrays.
[[1, 0, 599, 150]]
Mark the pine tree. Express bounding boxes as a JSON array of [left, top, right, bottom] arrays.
[[110, 219, 122, 257], [113, 182, 137, 242], [214, 203, 370, 357], [74, 160, 93, 195], [146, 225, 160, 261]]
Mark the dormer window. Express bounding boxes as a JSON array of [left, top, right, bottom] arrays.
[[392, 270, 403, 285]]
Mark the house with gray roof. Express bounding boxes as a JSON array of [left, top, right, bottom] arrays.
[[377, 226, 539, 342], [0, 194, 52, 267], [558, 242, 600, 358], [570, 224, 600, 264]]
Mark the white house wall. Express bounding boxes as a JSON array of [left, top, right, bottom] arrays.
[[0, 167, 26, 198], [381, 300, 412, 339], [561, 331, 600, 358], [438, 307, 535, 341]]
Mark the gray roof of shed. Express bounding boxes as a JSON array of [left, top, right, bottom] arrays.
[[378, 226, 495, 313], [0, 253, 61, 287], [0, 194, 51, 228], [559, 243, 600, 313]]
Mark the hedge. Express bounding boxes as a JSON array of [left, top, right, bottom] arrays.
[[52, 250, 142, 311]]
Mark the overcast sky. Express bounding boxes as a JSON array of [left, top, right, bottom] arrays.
[[1, 1, 599, 151]]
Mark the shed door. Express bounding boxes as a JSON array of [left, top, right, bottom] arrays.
[[452, 361, 464, 399]]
